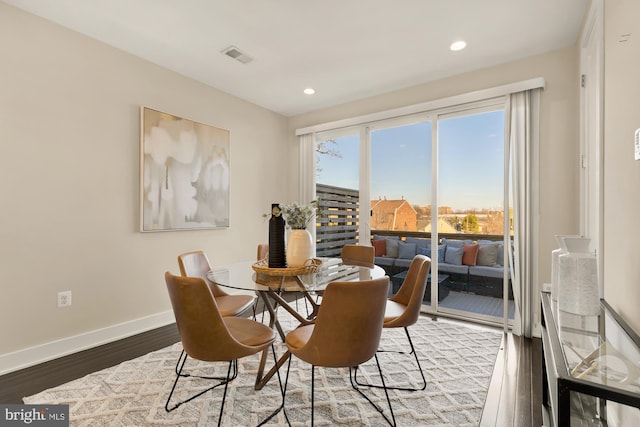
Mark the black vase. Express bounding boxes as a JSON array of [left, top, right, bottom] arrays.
[[268, 203, 287, 268]]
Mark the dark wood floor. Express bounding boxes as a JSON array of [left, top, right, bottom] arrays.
[[481, 331, 543, 426], [0, 312, 542, 426]]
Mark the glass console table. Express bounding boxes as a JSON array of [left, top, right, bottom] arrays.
[[541, 291, 640, 426]]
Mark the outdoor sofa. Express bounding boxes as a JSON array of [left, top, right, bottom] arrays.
[[371, 235, 512, 298]]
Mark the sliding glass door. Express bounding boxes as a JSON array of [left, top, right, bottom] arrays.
[[369, 117, 434, 301], [436, 109, 514, 323], [309, 99, 514, 327]]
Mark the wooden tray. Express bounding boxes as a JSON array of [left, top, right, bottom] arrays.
[[252, 258, 322, 276]]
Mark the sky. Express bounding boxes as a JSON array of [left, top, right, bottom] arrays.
[[316, 110, 505, 211]]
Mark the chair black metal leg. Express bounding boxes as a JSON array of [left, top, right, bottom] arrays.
[[353, 327, 426, 392], [173, 349, 186, 375], [263, 351, 293, 427], [217, 361, 234, 426], [257, 345, 291, 427], [402, 327, 426, 390], [252, 295, 268, 325], [174, 349, 238, 381], [165, 354, 234, 413], [350, 354, 396, 426], [311, 365, 316, 427]]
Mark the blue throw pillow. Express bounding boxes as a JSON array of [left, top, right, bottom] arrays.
[[418, 245, 445, 260], [398, 242, 417, 259], [417, 246, 431, 257], [444, 245, 463, 265]]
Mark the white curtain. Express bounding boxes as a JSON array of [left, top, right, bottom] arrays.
[[298, 133, 316, 243], [508, 89, 541, 337], [298, 133, 315, 204]]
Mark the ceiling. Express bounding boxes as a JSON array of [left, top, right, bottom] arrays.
[[3, 0, 588, 117]]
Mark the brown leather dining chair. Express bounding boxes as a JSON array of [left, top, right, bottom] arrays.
[[178, 250, 255, 317], [282, 276, 396, 426], [164, 272, 284, 426], [341, 243, 375, 268], [355, 254, 431, 392], [257, 243, 269, 262], [315, 243, 376, 302], [177, 251, 260, 384]]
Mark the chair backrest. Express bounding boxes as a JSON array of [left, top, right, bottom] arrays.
[[341, 244, 375, 269], [296, 276, 389, 368], [177, 251, 227, 297], [387, 254, 431, 327], [164, 272, 261, 361], [257, 243, 269, 261]]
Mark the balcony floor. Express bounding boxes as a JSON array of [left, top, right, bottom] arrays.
[[436, 290, 516, 319]]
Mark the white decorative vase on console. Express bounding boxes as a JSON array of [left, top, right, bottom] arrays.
[[551, 235, 579, 302], [286, 229, 314, 268], [557, 237, 599, 316]]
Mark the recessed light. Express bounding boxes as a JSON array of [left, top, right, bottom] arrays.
[[304, 88, 315, 95], [450, 40, 467, 51]]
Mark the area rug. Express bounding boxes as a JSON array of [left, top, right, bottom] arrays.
[[24, 313, 502, 426]]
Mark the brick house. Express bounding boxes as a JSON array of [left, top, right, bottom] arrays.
[[370, 199, 417, 231]]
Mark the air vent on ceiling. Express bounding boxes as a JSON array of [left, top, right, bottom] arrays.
[[221, 45, 253, 64]]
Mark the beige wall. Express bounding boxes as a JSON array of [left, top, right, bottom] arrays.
[[0, 4, 292, 363], [289, 46, 581, 331], [603, 0, 640, 334]]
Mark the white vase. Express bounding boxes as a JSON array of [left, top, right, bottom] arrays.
[[286, 229, 314, 268], [557, 237, 599, 316], [551, 235, 578, 301]]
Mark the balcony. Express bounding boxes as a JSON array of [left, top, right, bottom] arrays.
[[313, 184, 514, 319], [371, 230, 515, 319]]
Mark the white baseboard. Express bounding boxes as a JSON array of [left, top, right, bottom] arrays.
[[0, 310, 176, 376]]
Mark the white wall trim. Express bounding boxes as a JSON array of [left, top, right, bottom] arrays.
[[0, 310, 175, 376], [296, 77, 545, 136]]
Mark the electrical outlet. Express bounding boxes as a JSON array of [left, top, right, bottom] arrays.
[[57, 290, 72, 307]]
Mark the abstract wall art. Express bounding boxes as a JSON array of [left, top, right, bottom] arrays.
[[140, 107, 230, 231]]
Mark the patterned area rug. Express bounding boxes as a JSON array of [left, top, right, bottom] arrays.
[[24, 313, 502, 426]]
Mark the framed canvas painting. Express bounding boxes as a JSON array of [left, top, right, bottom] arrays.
[[140, 107, 230, 231]]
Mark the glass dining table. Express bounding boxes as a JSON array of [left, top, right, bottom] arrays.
[[206, 257, 386, 389]]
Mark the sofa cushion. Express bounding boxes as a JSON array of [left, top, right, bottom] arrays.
[[441, 238, 473, 248], [477, 243, 499, 267], [385, 239, 399, 258], [374, 235, 399, 240], [374, 256, 395, 267], [398, 242, 417, 259], [462, 243, 479, 266], [394, 258, 413, 268], [444, 245, 463, 265], [438, 263, 469, 275], [469, 265, 505, 279], [371, 239, 386, 257], [405, 237, 431, 250]]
